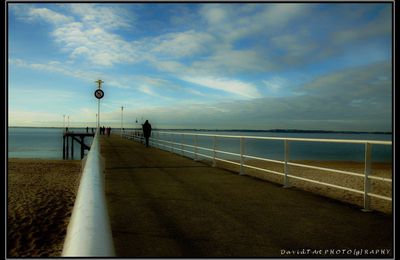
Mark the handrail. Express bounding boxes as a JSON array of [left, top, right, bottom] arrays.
[[62, 129, 115, 257], [122, 130, 392, 212], [155, 131, 392, 145]]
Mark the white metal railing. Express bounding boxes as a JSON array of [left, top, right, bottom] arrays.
[[121, 130, 392, 212], [62, 129, 115, 256]]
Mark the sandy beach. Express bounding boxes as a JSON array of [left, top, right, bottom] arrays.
[[7, 158, 82, 257], [211, 159, 392, 214]]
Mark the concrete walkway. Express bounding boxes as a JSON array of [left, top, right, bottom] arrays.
[[100, 135, 393, 257]]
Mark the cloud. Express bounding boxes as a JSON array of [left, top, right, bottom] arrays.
[[262, 77, 287, 92], [68, 4, 134, 30], [28, 7, 73, 24], [150, 30, 215, 58], [9, 58, 128, 89], [52, 22, 140, 66], [10, 58, 99, 82], [16, 5, 140, 67], [180, 76, 261, 99], [8, 110, 65, 126], [133, 61, 391, 131], [138, 85, 158, 97]]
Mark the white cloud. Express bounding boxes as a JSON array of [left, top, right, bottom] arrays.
[[262, 77, 286, 92], [8, 110, 65, 126], [52, 22, 139, 66], [28, 7, 73, 24], [138, 85, 158, 97], [181, 76, 261, 99], [17, 5, 140, 67], [150, 30, 215, 58], [69, 4, 134, 30], [190, 48, 276, 75]]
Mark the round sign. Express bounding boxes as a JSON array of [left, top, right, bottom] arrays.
[[94, 89, 104, 99]]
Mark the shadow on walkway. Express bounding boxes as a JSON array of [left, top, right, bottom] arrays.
[[101, 135, 393, 257]]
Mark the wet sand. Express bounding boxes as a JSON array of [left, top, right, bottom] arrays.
[[211, 159, 392, 214], [7, 158, 82, 257]]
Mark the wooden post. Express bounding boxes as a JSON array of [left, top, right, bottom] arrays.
[[71, 137, 74, 159], [81, 136, 85, 159], [63, 135, 66, 159], [66, 136, 69, 159]]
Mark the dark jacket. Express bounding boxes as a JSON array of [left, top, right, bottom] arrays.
[[142, 121, 152, 138]]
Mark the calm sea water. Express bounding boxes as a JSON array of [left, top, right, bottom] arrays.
[[8, 127, 392, 162], [8, 127, 94, 160], [155, 130, 392, 163]]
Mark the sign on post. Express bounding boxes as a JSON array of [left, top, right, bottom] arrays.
[[94, 89, 104, 99]]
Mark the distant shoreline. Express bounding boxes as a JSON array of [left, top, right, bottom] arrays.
[[7, 126, 392, 135]]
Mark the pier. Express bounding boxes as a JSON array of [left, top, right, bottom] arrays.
[[63, 132, 95, 160], [97, 134, 392, 257]]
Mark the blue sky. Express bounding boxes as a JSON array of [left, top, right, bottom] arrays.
[[8, 3, 392, 131]]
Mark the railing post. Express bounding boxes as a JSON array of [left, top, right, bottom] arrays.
[[171, 134, 174, 153], [362, 143, 372, 212], [194, 135, 198, 161], [239, 137, 245, 175], [283, 139, 290, 188], [212, 136, 217, 167], [181, 134, 184, 156]]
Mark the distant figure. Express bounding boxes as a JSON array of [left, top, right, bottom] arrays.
[[142, 120, 152, 147], [102, 126, 105, 135], [108, 127, 111, 137], [86, 126, 89, 133], [65, 127, 69, 132]]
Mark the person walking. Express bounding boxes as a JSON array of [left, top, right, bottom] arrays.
[[142, 120, 152, 147], [108, 127, 111, 137]]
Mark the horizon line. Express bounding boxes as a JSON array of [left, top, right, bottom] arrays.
[[7, 126, 392, 134]]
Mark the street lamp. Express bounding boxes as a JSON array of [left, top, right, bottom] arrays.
[[95, 79, 104, 129]]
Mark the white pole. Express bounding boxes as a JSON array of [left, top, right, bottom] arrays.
[[212, 136, 216, 167], [98, 101, 100, 129], [120, 106, 124, 137], [283, 140, 290, 188], [240, 137, 245, 175], [95, 79, 103, 130], [362, 143, 372, 212]]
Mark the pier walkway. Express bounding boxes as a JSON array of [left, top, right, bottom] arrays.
[[100, 135, 392, 257]]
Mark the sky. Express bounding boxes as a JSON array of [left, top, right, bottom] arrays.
[[7, 2, 393, 131]]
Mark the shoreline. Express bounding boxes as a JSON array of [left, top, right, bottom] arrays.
[[7, 158, 82, 257]]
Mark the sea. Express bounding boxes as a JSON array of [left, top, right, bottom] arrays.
[[8, 127, 94, 160], [7, 127, 393, 163]]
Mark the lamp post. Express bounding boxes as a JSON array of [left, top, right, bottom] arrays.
[[95, 79, 104, 129]]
